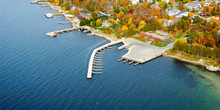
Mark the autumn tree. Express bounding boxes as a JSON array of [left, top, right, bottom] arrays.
[[95, 19, 102, 27], [138, 20, 146, 30]]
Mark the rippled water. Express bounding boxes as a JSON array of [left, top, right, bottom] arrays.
[[1, 0, 220, 109]]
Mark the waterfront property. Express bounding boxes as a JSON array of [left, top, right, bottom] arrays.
[[87, 38, 174, 79]]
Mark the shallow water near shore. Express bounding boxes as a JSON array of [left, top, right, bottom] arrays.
[[1, 0, 220, 109]]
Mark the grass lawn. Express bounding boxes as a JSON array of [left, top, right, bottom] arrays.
[[164, 36, 175, 41], [151, 41, 168, 47], [132, 37, 146, 42]]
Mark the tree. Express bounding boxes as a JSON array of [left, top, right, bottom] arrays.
[[188, 12, 193, 18], [114, 6, 120, 14], [117, 27, 122, 33], [122, 25, 128, 31], [161, 1, 168, 10], [95, 19, 102, 27], [138, 20, 146, 30], [174, 26, 178, 33], [128, 9, 134, 14], [55, 0, 60, 4], [127, 28, 136, 36], [128, 17, 133, 25], [118, 11, 124, 20], [169, 0, 174, 4], [141, 24, 153, 32], [130, 23, 136, 29], [174, 38, 187, 50]]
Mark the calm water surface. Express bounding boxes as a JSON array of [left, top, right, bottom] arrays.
[[0, 0, 220, 110]]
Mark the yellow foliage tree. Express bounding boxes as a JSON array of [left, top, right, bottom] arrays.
[[174, 26, 178, 32], [138, 20, 146, 30], [144, 2, 149, 7], [175, 38, 187, 44], [169, 16, 175, 20], [108, 19, 114, 22], [188, 12, 193, 18], [128, 17, 133, 25], [88, 15, 92, 20], [62, 6, 66, 11], [118, 11, 124, 20], [169, 0, 174, 3], [55, 0, 59, 4], [157, 19, 163, 24], [200, 2, 204, 6], [122, 25, 128, 31], [130, 23, 136, 29], [117, 27, 122, 33], [90, 21, 93, 26], [114, 20, 119, 24], [95, 19, 102, 27]]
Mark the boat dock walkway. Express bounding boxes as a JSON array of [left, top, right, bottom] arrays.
[[45, 12, 63, 18], [87, 40, 123, 79], [31, 0, 47, 4], [46, 28, 77, 37]]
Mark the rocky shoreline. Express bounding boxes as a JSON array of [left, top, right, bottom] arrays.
[[163, 53, 220, 72]]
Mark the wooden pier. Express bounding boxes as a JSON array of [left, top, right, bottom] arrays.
[[46, 28, 77, 37], [31, 0, 47, 4]]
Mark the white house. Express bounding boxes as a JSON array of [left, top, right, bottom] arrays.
[[216, 0, 220, 4], [99, 11, 111, 17], [130, 0, 139, 5], [71, 6, 81, 10], [204, 3, 210, 6], [167, 8, 181, 16], [184, 2, 201, 10], [175, 11, 189, 18], [150, 3, 161, 10], [102, 20, 112, 27], [162, 0, 170, 3], [163, 19, 176, 27]]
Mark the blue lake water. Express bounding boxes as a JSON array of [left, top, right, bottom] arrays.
[[1, 0, 220, 110]]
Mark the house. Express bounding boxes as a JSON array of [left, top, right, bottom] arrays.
[[174, 11, 189, 18], [80, 12, 91, 19], [163, 19, 176, 27], [71, 6, 81, 10], [150, 3, 161, 10], [130, 0, 139, 5], [102, 20, 112, 27], [215, 0, 220, 4], [146, 0, 153, 3], [162, 0, 170, 3], [167, 8, 181, 16], [204, 3, 210, 6], [184, 2, 201, 10], [214, 15, 220, 20], [99, 10, 111, 17]]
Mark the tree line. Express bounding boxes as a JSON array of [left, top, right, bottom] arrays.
[[174, 38, 220, 58]]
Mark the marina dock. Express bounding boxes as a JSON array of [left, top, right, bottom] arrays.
[[31, 0, 47, 4], [87, 40, 123, 79], [46, 28, 76, 37], [87, 38, 174, 79]]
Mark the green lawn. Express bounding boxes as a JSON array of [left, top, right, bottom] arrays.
[[132, 37, 146, 42], [150, 41, 168, 47]]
